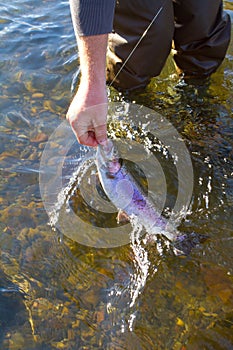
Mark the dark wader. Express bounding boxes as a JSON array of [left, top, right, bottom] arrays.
[[107, 0, 231, 90]]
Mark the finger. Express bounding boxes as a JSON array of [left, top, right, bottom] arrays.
[[94, 123, 108, 145], [69, 118, 92, 143], [69, 120, 98, 147], [78, 131, 98, 147]]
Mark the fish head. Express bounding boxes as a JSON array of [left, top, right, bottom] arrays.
[[96, 141, 136, 215], [96, 139, 121, 178]]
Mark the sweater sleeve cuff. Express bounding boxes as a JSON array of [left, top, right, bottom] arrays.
[[70, 0, 115, 36]]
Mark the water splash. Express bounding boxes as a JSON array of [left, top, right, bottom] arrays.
[[105, 219, 153, 334], [49, 155, 94, 229], [129, 218, 151, 308]]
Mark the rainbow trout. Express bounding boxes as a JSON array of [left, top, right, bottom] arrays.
[[96, 140, 206, 255]]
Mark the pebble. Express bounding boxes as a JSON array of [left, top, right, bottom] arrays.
[[30, 131, 48, 143], [8, 332, 25, 350], [32, 93, 44, 98]]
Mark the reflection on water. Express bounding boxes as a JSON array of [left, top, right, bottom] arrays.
[[0, 0, 233, 349]]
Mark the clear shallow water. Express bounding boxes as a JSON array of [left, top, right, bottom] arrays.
[[0, 1, 233, 349]]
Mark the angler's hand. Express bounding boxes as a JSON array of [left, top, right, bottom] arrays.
[[66, 82, 108, 147]]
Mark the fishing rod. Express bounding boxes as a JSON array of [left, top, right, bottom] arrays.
[[109, 2, 166, 87]]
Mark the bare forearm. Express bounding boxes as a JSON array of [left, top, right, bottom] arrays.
[[67, 34, 108, 146], [78, 34, 108, 99], [67, 0, 114, 146]]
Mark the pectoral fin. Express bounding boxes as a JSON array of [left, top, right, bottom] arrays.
[[117, 210, 130, 224]]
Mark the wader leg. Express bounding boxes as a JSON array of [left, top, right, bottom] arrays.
[[107, 0, 174, 90], [173, 0, 231, 77]]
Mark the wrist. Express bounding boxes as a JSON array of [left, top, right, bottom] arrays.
[[77, 79, 108, 106], [79, 75, 106, 91]]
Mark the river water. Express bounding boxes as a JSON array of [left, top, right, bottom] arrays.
[[0, 1, 233, 349]]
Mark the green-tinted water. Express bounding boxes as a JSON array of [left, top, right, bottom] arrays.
[[0, 1, 233, 349]]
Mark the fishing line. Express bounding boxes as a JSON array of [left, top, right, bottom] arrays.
[[109, 2, 166, 87]]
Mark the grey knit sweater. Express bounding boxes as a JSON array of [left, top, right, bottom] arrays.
[[69, 0, 115, 36]]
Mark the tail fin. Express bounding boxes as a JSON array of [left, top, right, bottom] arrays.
[[173, 232, 209, 256]]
